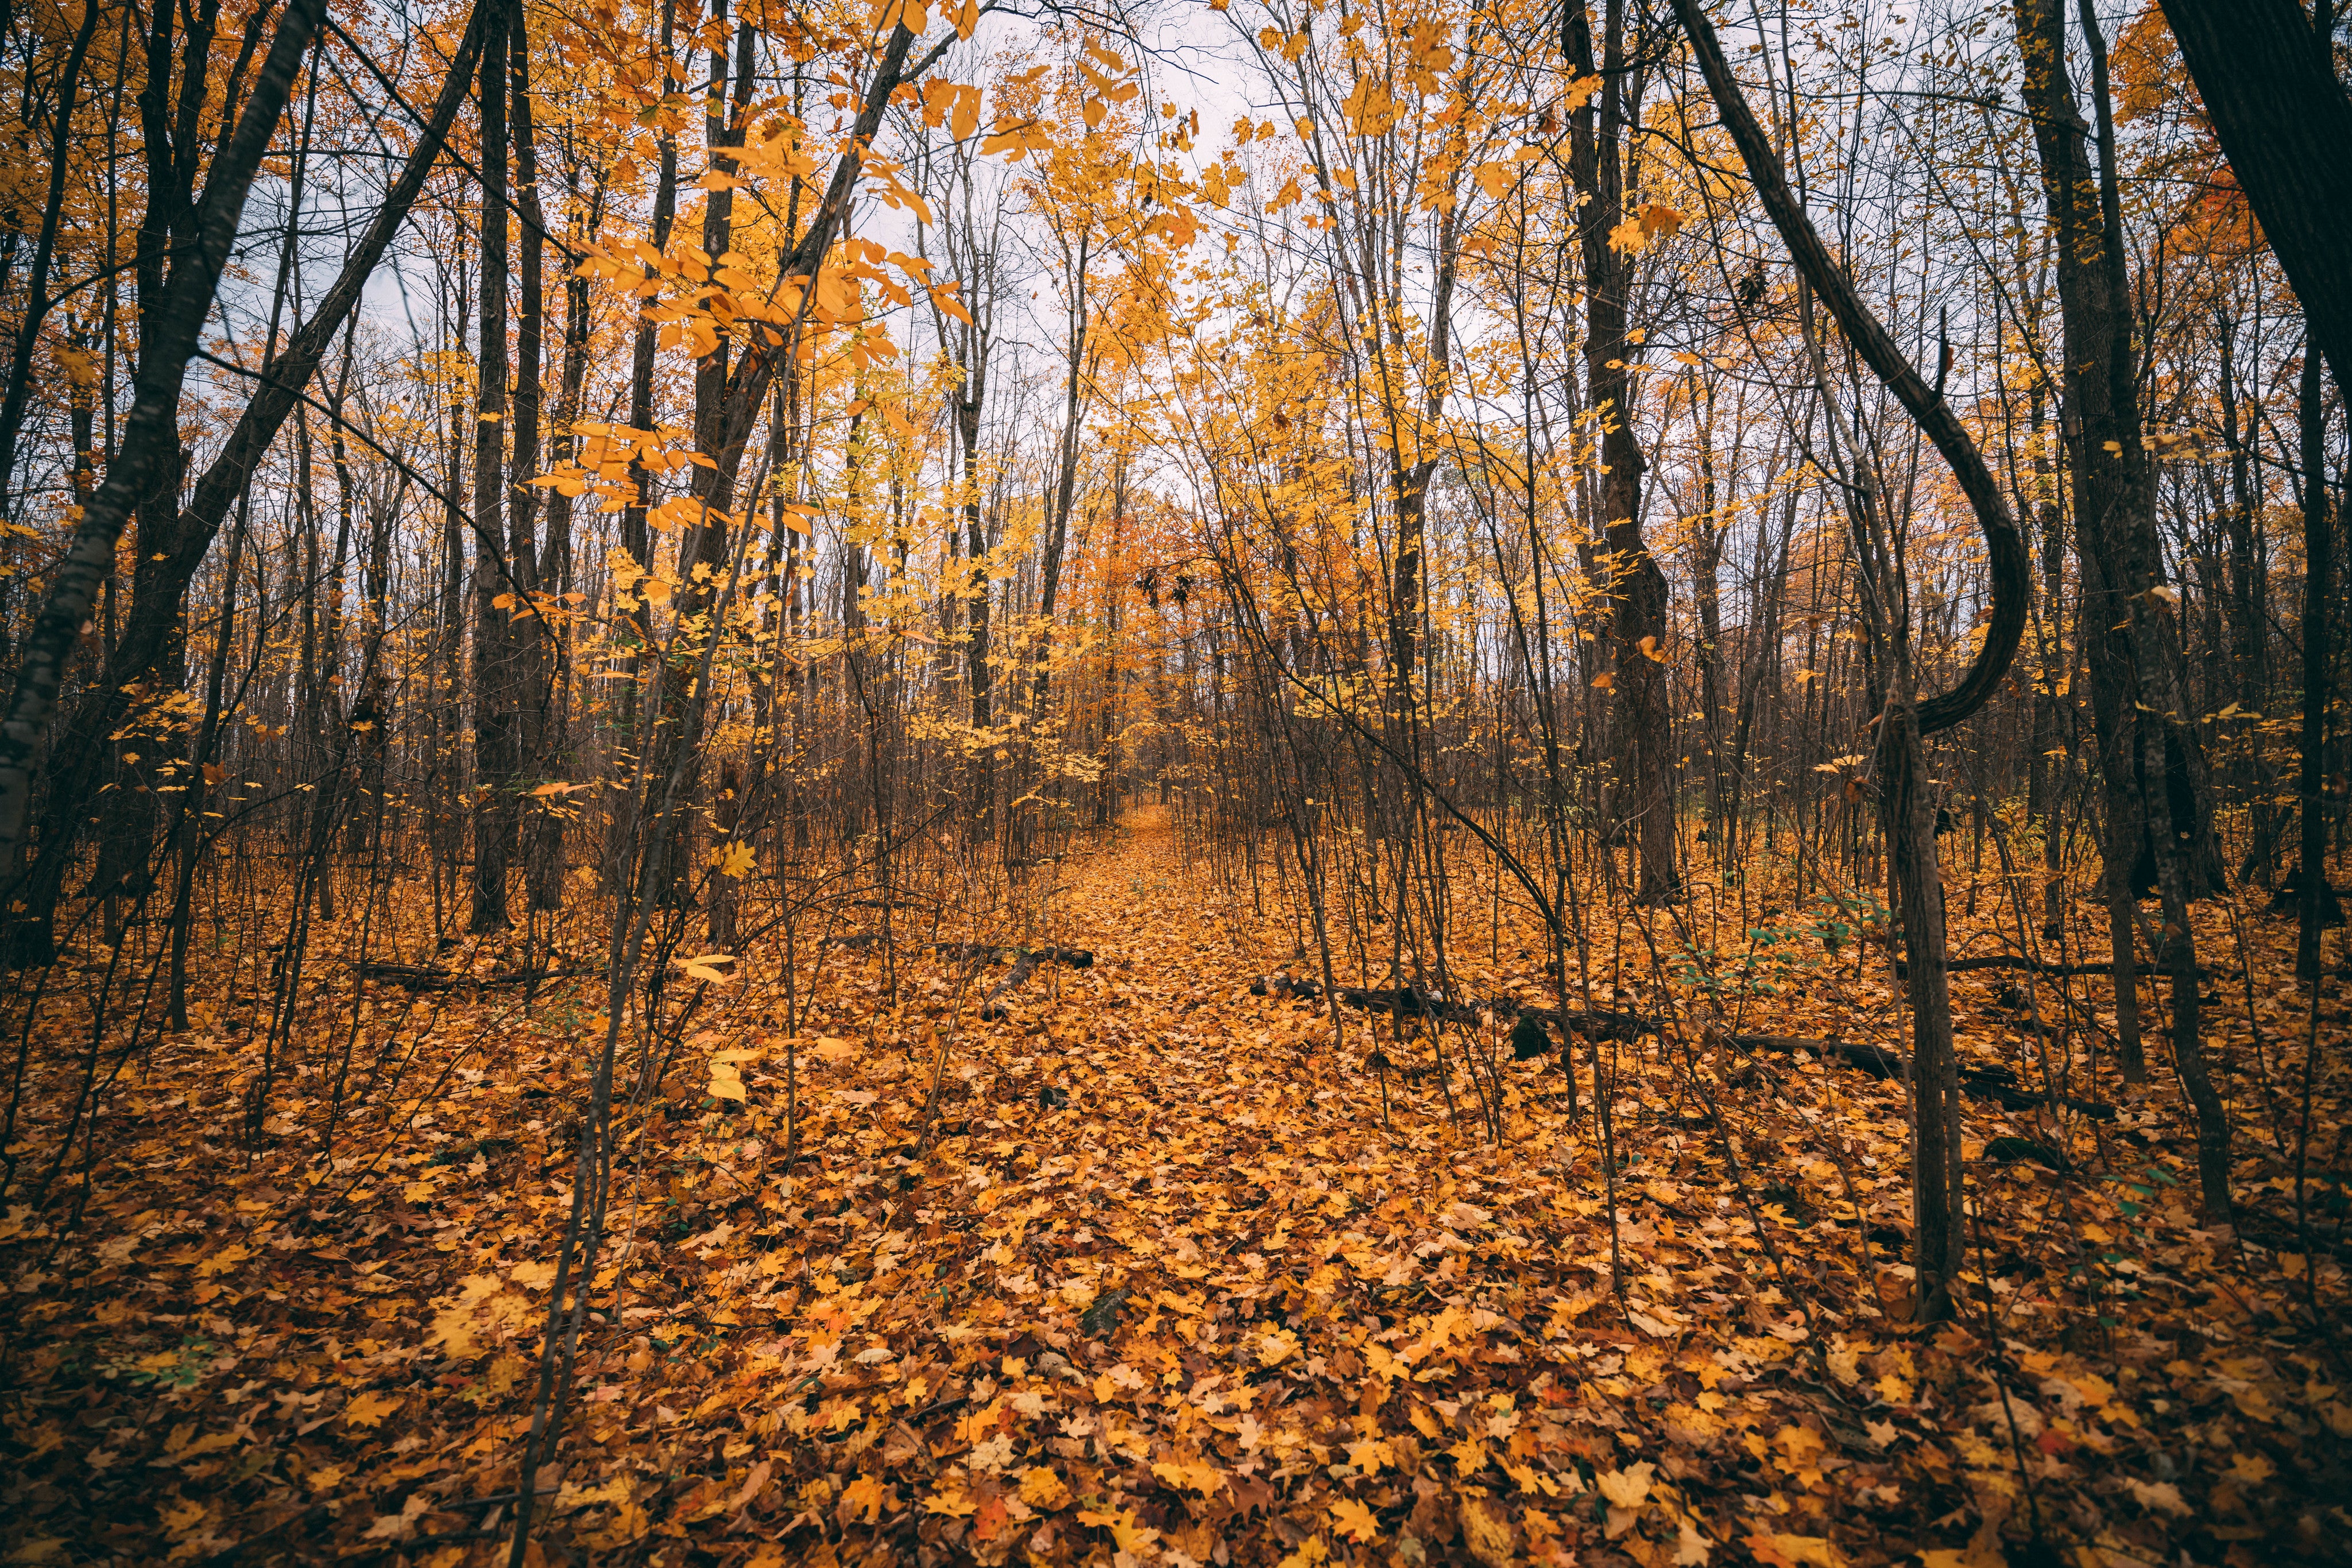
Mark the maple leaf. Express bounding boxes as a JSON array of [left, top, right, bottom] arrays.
[[194, 1244, 250, 1277], [1150, 1459, 1224, 1495], [343, 1392, 404, 1429], [361, 1495, 429, 1541], [838, 1475, 888, 1526], [159, 1499, 208, 1537], [1328, 1495, 1379, 1542], [1018, 1466, 1071, 1509], [1599, 1460, 1656, 1538], [1743, 1535, 1846, 1568], [1461, 1497, 1515, 1565]]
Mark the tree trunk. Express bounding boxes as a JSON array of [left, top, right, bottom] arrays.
[[2299, 340, 2333, 984], [2160, 0, 2352, 396], [2019, 0, 2228, 1213], [604, 0, 678, 891], [1566, 0, 1675, 901], [469, 0, 516, 932], [1675, 0, 2034, 1311], [0, 0, 332, 910]]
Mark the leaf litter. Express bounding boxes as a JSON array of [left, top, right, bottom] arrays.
[[2, 812, 2349, 1566]]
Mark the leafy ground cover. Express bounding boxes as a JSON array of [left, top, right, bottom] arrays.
[[2, 812, 2347, 1566]]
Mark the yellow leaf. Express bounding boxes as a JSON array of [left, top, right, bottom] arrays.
[[714, 842, 757, 879], [840, 1474, 887, 1525], [1077, 1508, 1156, 1552], [195, 1242, 251, 1277], [1744, 1536, 1846, 1568], [1278, 1536, 1329, 1568], [345, 1391, 404, 1429], [1461, 1497, 1514, 1566], [1597, 1461, 1654, 1508], [1019, 1466, 1071, 1510], [1329, 1495, 1379, 1542], [1150, 1460, 1224, 1495]]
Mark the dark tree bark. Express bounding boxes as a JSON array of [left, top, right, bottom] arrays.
[[527, 135, 598, 912], [509, 0, 562, 914], [1674, 0, 2033, 1311], [469, 0, 517, 931], [2160, 0, 2352, 397], [603, 0, 678, 891], [2299, 343, 2333, 983], [1566, 0, 1676, 902], [2024, 389, 2073, 940], [2018, 0, 2229, 1217], [0, 0, 333, 907], [0, 0, 491, 960]]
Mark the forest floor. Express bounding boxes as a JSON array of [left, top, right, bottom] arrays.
[[2, 808, 2349, 1567]]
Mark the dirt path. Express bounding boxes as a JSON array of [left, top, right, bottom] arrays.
[[0, 811, 1992, 1567], [559, 810, 1670, 1565]]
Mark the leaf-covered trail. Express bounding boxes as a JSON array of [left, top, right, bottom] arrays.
[[3, 810, 2347, 1566]]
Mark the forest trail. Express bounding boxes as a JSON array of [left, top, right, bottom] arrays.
[[6, 0, 2350, 1557], [1, 812, 2337, 1567]]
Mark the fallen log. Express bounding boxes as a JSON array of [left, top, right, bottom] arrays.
[[1249, 973, 1658, 1044], [1506, 1002, 1662, 1044], [1732, 1033, 1906, 1077], [1730, 1033, 2115, 1121], [927, 943, 1094, 1018], [931, 942, 1094, 969], [353, 961, 599, 992], [1898, 955, 2212, 979]]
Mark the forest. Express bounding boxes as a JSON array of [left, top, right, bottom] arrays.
[[0, 0, 2346, 1561]]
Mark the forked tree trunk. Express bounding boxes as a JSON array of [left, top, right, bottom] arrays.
[[1676, 0, 2033, 1310], [0, 0, 334, 913]]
